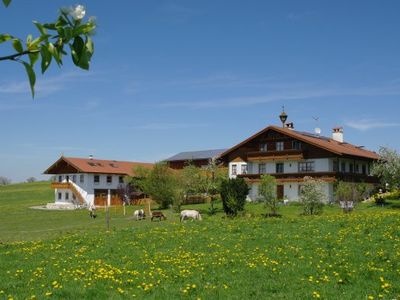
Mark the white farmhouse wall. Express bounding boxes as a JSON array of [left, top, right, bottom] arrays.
[[54, 173, 125, 205]]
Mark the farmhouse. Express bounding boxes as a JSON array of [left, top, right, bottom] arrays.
[[218, 112, 379, 203], [44, 156, 152, 207], [165, 148, 227, 169]]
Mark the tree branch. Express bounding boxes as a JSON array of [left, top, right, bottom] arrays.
[[0, 49, 39, 61]]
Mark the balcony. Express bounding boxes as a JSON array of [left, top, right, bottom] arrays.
[[51, 182, 72, 189], [238, 172, 379, 184], [247, 149, 304, 162]]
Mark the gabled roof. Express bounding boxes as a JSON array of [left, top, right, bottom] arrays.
[[165, 149, 228, 162], [44, 156, 153, 176], [219, 125, 379, 160]]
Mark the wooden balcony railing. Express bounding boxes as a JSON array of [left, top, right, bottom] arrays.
[[238, 172, 379, 183], [51, 182, 71, 189], [247, 149, 304, 161]]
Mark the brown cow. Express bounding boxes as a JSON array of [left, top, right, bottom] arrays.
[[151, 211, 166, 221]]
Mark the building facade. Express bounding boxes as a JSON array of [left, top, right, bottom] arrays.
[[219, 125, 379, 203], [44, 156, 153, 207]]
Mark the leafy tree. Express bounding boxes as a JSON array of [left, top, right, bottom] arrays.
[[134, 162, 180, 209], [26, 177, 36, 183], [180, 163, 204, 201], [0, 1, 96, 97], [259, 174, 280, 216], [220, 177, 249, 217], [300, 177, 325, 215], [372, 147, 400, 191], [0, 176, 11, 185], [202, 160, 228, 215]]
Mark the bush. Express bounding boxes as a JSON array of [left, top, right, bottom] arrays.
[[300, 177, 325, 215], [220, 178, 249, 217]]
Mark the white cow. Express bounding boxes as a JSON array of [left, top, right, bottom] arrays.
[[133, 209, 145, 220], [180, 209, 202, 222]]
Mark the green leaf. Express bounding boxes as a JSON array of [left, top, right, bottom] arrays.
[[43, 23, 56, 30], [26, 34, 32, 45], [0, 34, 13, 44], [33, 21, 47, 35], [85, 37, 94, 56], [40, 45, 52, 74], [29, 51, 39, 67], [48, 43, 61, 66], [22, 61, 36, 98], [12, 39, 23, 53], [2, 0, 11, 7]]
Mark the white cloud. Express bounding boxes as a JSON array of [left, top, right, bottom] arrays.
[[345, 119, 400, 131]]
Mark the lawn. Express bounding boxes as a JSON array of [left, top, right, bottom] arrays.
[[0, 182, 399, 299]]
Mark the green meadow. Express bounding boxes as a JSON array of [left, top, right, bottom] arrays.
[[0, 182, 399, 299]]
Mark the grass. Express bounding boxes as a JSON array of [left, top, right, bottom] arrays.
[[0, 182, 400, 299]]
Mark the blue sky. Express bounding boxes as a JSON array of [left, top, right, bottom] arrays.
[[1, 1, 400, 182]]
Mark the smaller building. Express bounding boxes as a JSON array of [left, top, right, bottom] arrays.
[[44, 156, 152, 207], [165, 149, 227, 169]]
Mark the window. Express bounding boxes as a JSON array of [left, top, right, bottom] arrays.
[[276, 141, 284, 151], [355, 164, 359, 173], [80, 174, 84, 183], [94, 175, 100, 184], [349, 164, 354, 173], [298, 185, 304, 196], [241, 164, 247, 174], [333, 161, 339, 172], [260, 143, 268, 152], [66, 175, 70, 182], [341, 162, 346, 172], [276, 163, 284, 173], [259, 163, 266, 174], [65, 192, 69, 200], [107, 175, 112, 184], [119, 176, 124, 184], [58, 175, 62, 183], [58, 192, 62, 200], [292, 140, 302, 150], [298, 161, 315, 172], [72, 175, 76, 183], [362, 164, 366, 175], [231, 164, 237, 175]]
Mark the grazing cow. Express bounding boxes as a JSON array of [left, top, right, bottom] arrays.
[[133, 209, 145, 220], [151, 211, 166, 221], [180, 210, 202, 222]]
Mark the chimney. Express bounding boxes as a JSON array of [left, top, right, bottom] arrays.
[[89, 155, 93, 160], [332, 127, 344, 143]]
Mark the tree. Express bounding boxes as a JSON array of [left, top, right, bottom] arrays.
[[26, 177, 36, 183], [299, 177, 325, 215], [0, 176, 11, 185], [372, 147, 400, 191], [259, 174, 280, 216], [335, 181, 373, 204], [180, 163, 204, 202], [220, 177, 249, 217], [134, 162, 180, 209], [202, 159, 227, 215], [1, 1, 96, 97]]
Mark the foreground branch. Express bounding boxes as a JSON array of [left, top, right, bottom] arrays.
[[0, 49, 39, 61]]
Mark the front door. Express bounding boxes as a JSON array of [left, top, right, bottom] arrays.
[[277, 185, 284, 199]]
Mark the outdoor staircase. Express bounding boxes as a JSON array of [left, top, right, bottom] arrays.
[[68, 182, 86, 206]]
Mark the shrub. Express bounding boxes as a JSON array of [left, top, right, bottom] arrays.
[[258, 174, 280, 216], [220, 178, 249, 216], [300, 177, 325, 215]]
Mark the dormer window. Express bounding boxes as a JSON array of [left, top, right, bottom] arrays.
[[276, 141, 284, 151], [260, 143, 268, 152]]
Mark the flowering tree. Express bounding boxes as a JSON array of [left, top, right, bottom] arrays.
[[300, 176, 325, 215], [372, 147, 400, 191], [0, 1, 96, 97]]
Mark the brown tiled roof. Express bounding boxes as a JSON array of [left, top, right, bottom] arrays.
[[44, 156, 153, 176], [219, 125, 379, 160]]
